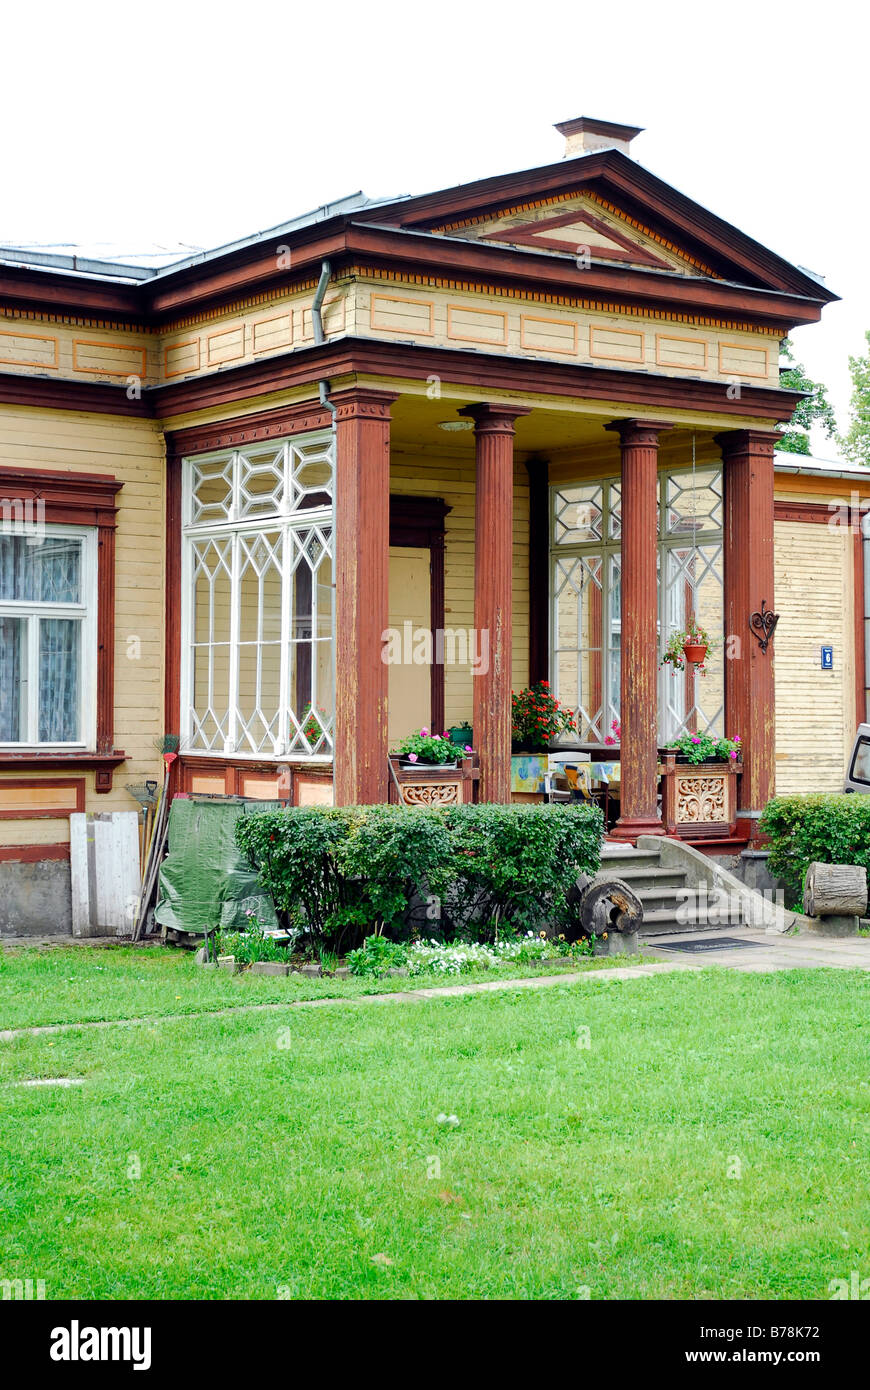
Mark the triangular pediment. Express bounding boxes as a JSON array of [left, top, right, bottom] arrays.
[[436, 191, 710, 275]]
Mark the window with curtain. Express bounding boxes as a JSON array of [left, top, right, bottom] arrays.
[[0, 527, 97, 746], [180, 430, 335, 760]]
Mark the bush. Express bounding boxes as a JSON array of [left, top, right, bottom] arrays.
[[346, 936, 409, 977], [235, 805, 454, 953], [444, 802, 603, 936], [759, 794, 870, 903], [236, 801, 604, 950]]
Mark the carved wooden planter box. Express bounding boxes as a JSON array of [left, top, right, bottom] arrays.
[[661, 752, 740, 839], [388, 755, 478, 807]]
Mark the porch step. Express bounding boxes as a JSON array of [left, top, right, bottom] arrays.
[[638, 907, 733, 935], [596, 841, 720, 935]]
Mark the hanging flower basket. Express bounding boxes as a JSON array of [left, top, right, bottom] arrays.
[[661, 620, 715, 676], [682, 641, 708, 665]]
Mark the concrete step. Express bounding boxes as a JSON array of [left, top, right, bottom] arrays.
[[603, 866, 687, 889], [600, 849, 662, 872], [639, 907, 722, 935]]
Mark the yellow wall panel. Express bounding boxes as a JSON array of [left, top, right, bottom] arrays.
[[0, 328, 58, 369], [589, 325, 645, 364], [72, 339, 147, 378], [774, 520, 853, 795]]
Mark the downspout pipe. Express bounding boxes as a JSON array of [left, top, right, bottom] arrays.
[[856, 514, 861, 728], [312, 260, 337, 422]]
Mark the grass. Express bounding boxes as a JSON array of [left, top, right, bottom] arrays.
[[0, 950, 867, 1299], [0, 944, 643, 1032]]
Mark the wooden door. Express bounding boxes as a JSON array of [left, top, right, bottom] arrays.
[[388, 546, 432, 747]]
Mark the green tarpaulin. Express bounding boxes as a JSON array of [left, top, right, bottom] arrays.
[[154, 798, 279, 936]]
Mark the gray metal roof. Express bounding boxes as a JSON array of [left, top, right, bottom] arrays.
[[0, 190, 409, 284]]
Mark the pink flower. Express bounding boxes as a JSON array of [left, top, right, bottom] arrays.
[[691, 736, 701, 744], [407, 752, 418, 762], [464, 744, 473, 753], [734, 735, 741, 743], [729, 750, 737, 760], [420, 728, 429, 737]]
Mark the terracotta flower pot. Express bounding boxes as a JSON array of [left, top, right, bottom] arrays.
[[682, 641, 708, 665]]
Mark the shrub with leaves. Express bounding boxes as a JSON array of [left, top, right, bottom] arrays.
[[443, 802, 603, 936], [759, 794, 870, 903], [236, 800, 604, 949], [236, 805, 455, 952], [346, 935, 409, 977], [336, 804, 454, 938]]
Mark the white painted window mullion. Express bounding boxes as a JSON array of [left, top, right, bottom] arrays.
[[227, 531, 240, 754], [278, 526, 291, 756]]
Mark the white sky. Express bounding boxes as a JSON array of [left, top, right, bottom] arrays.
[[3, 0, 867, 454]]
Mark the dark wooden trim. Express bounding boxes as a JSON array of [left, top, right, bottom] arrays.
[[0, 372, 152, 417], [0, 465, 123, 526], [0, 753, 125, 796], [96, 524, 115, 755], [0, 466, 123, 782], [164, 399, 333, 456], [855, 528, 866, 730], [525, 457, 549, 686], [389, 494, 451, 735], [154, 337, 805, 424], [0, 777, 86, 818], [0, 149, 833, 328], [164, 451, 183, 760], [177, 756, 333, 805], [773, 499, 835, 525], [357, 152, 836, 303], [0, 842, 71, 863]]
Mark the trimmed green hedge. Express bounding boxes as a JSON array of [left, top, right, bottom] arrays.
[[759, 794, 870, 903], [235, 802, 603, 952]]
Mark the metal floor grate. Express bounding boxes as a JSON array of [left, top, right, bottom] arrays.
[[651, 935, 767, 954]]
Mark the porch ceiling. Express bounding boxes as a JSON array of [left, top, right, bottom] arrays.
[[387, 392, 722, 469]]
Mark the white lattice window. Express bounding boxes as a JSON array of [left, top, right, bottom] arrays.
[[180, 432, 335, 760], [550, 465, 723, 744]]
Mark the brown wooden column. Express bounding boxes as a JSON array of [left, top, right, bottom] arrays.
[[606, 418, 670, 840], [333, 388, 397, 805], [716, 429, 778, 830], [460, 403, 530, 803]]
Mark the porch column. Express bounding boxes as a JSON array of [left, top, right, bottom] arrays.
[[460, 403, 530, 803], [333, 388, 397, 805], [606, 418, 671, 840], [715, 429, 778, 832]]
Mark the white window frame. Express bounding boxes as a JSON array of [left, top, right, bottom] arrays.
[[0, 523, 98, 750], [549, 465, 723, 743], [179, 430, 336, 762]]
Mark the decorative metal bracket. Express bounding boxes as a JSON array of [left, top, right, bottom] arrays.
[[749, 600, 779, 653]]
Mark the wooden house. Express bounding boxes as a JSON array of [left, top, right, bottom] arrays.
[[0, 115, 856, 932]]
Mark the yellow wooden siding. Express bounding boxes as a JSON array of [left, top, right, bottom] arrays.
[[0, 405, 166, 845], [774, 519, 854, 794], [389, 449, 530, 729]]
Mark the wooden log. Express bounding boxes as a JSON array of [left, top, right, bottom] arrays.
[[803, 862, 868, 918], [566, 873, 644, 940]]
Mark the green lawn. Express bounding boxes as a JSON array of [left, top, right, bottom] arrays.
[[0, 950, 867, 1299], [0, 944, 639, 1031]]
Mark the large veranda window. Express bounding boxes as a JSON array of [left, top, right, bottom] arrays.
[[550, 464, 724, 743], [0, 527, 97, 748], [181, 431, 335, 759]]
